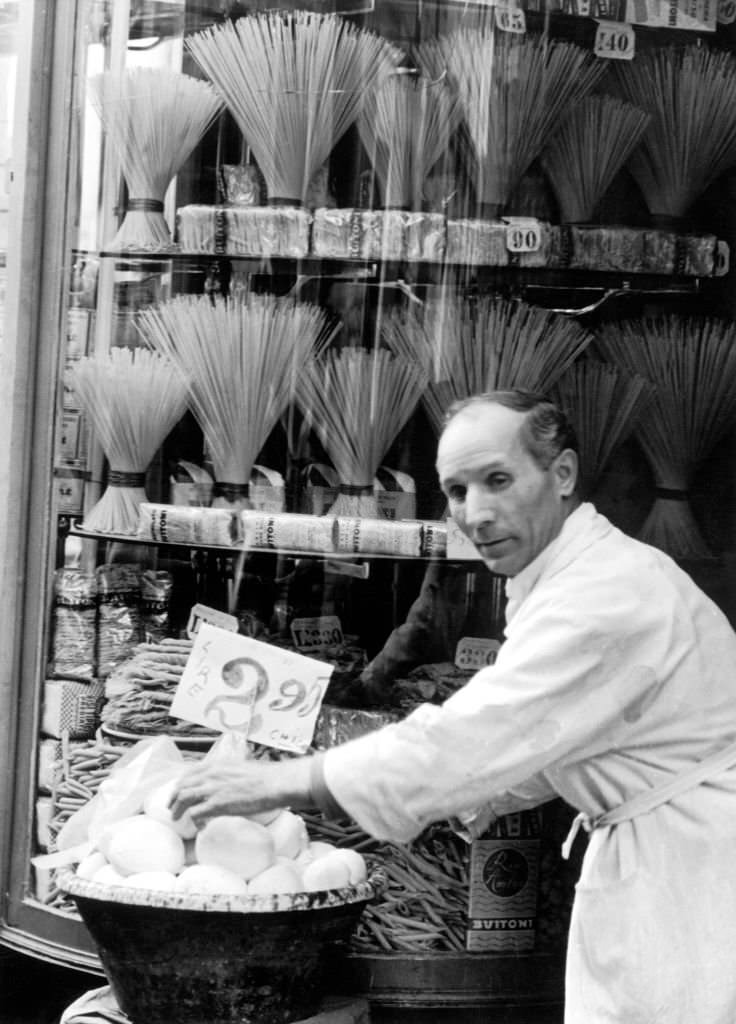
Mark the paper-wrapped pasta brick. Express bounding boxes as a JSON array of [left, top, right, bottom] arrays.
[[445, 219, 508, 266], [176, 204, 310, 257], [41, 678, 105, 740], [241, 511, 338, 553], [312, 208, 405, 260], [405, 212, 446, 262], [336, 517, 422, 557], [137, 502, 237, 547]]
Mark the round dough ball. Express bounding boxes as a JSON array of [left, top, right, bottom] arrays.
[[326, 848, 367, 884], [119, 871, 178, 893], [195, 816, 275, 880], [76, 850, 108, 880], [106, 815, 186, 876], [301, 853, 352, 892], [266, 810, 309, 859], [143, 777, 197, 839], [247, 861, 303, 897], [92, 864, 127, 888], [175, 863, 248, 896]]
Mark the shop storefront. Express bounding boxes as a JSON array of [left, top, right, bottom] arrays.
[[2, 1, 736, 1021]]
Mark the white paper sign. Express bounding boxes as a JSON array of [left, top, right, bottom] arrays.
[[171, 623, 334, 754], [186, 603, 239, 639], [455, 637, 501, 671], [446, 518, 482, 561], [503, 217, 542, 253], [494, 5, 527, 30], [594, 20, 636, 60], [290, 615, 344, 653]]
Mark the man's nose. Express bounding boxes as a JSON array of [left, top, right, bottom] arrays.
[[464, 485, 495, 528]]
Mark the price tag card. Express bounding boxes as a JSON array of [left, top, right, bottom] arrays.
[[291, 615, 344, 654], [718, 0, 736, 22], [503, 217, 542, 253], [494, 5, 527, 30], [171, 623, 334, 754], [594, 21, 636, 60], [455, 637, 501, 672], [186, 603, 239, 639], [446, 518, 482, 561]]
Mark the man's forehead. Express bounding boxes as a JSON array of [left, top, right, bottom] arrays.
[[436, 403, 526, 472]]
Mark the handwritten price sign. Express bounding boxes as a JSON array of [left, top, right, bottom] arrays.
[[171, 623, 334, 753]]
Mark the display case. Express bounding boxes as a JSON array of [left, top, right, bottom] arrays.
[[4, 0, 736, 1018]]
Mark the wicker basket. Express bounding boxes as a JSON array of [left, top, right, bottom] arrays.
[[60, 869, 381, 1024]]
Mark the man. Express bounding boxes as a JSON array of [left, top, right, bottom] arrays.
[[171, 390, 736, 1023]]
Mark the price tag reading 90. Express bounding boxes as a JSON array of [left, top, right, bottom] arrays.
[[504, 218, 542, 254], [593, 21, 635, 61]]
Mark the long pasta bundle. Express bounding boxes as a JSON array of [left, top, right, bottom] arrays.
[[551, 360, 653, 499], [540, 95, 650, 224], [296, 348, 428, 516], [136, 294, 336, 508], [425, 20, 604, 212], [89, 68, 223, 250], [357, 70, 463, 210], [612, 44, 736, 221], [68, 348, 189, 535], [596, 315, 736, 557], [382, 296, 594, 433], [187, 12, 401, 205]]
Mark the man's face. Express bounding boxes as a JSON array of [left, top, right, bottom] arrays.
[[436, 403, 576, 577]]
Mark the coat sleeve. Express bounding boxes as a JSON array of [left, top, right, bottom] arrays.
[[322, 578, 667, 842]]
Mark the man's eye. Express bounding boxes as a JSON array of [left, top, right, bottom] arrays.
[[446, 485, 466, 501], [487, 474, 509, 488]]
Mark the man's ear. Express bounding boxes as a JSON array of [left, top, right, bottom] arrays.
[[554, 448, 578, 497]]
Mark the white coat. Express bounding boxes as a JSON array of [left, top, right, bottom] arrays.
[[322, 503, 736, 1023]]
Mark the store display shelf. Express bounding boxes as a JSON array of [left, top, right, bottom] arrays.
[[68, 522, 457, 563]]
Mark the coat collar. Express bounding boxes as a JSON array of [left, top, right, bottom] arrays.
[[504, 502, 612, 622]]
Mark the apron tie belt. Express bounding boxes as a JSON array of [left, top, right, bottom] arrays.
[[562, 734, 736, 860]]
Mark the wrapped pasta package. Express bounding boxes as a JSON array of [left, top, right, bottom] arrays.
[[249, 464, 286, 513], [374, 466, 416, 521], [96, 564, 143, 678], [241, 510, 338, 552], [176, 204, 310, 257], [336, 516, 422, 557], [301, 463, 340, 516], [41, 678, 105, 740], [559, 225, 721, 275], [405, 212, 446, 262], [137, 502, 237, 547], [50, 567, 97, 680], [312, 208, 406, 260]]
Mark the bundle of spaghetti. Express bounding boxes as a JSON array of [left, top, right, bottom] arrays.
[[187, 12, 401, 206], [595, 315, 736, 558], [302, 810, 469, 952], [295, 348, 428, 517], [136, 293, 337, 509], [551, 360, 653, 499], [540, 95, 650, 224], [382, 295, 594, 434], [88, 68, 223, 250], [422, 19, 604, 212], [68, 348, 188, 535], [356, 68, 463, 210], [611, 44, 736, 221]]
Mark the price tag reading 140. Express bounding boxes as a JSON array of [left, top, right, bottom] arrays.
[[594, 21, 635, 60]]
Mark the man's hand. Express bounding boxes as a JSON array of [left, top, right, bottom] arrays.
[[168, 756, 313, 827]]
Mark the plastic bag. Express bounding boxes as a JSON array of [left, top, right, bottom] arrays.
[[55, 735, 185, 851]]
